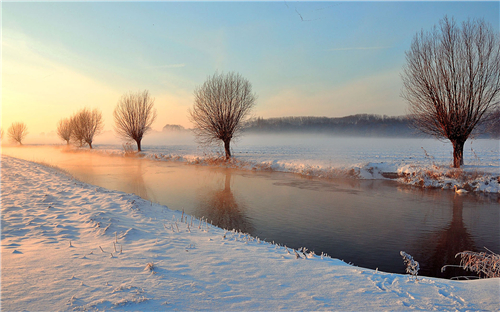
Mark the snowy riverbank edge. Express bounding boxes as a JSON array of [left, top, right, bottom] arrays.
[[1, 155, 499, 311], [89, 146, 500, 194]]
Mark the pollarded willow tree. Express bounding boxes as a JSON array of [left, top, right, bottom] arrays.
[[189, 72, 256, 160], [57, 118, 73, 145], [8, 122, 28, 145], [70, 108, 104, 149], [401, 16, 500, 168], [113, 90, 157, 152]]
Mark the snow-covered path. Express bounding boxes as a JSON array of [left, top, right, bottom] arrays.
[[1, 155, 499, 311]]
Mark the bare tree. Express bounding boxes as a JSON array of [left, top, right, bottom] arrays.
[[190, 72, 256, 159], [113, 90, 157, 152], [7, 122, 28, 145], [57, 118, 73, 145], [70, 108, 104, 149], [69, 115, 84, 147], [402, 17, 500, 168]]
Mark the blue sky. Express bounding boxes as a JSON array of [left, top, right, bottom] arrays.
[[2, 1, 499, 133]]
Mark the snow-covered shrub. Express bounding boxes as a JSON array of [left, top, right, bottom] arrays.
[[400, 251, 419, 280], [122, 142, 136, 156]]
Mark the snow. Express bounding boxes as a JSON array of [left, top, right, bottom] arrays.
[[2, 155, 499, 311]]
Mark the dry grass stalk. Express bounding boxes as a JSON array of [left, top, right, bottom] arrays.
[[145, 262, 155, 272], [455, 248, 500, 278]]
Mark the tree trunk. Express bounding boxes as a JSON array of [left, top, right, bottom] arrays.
[[88, 141, 93, 149], [136, 139, 142, 152], [224, 139, 231, 160], [451, 139, 465, 168]]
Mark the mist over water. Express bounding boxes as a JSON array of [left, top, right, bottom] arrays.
[[2, 144, 498, 278], [12, 131, 498, 173]]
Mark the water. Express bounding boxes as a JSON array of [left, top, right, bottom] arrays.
[[2, 145, 499, 278]]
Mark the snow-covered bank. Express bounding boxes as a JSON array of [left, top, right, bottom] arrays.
[[84, 136, 500, 193], [2, 155, 499, 311]]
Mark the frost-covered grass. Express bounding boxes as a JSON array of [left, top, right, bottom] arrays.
[[2, 155, 499, 310], [86, 135, 499, 193], [398, 164, 499, 193]]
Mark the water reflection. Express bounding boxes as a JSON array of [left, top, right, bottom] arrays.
[[414, 195, 477, 279], [60, 148, 152, 201], [122, 160, 150, 200], [195, 170, 254, 234]]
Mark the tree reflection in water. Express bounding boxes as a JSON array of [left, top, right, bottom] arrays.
[[124, 159, 150, 201], [415, 196, 476, 279], [196, 170, 254, 234]]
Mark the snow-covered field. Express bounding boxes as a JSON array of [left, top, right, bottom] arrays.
[[88, 134, 500, 193], [2, 155, 499, 311]]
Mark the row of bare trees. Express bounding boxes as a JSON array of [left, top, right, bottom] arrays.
[[55, 91, 157, 151], [57, 108, 104, 149], [5, 17, 498, 168]]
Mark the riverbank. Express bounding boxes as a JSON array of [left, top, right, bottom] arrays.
[[2, 155, 499, 310], [71, 136, 500, 193], [3, 136, 499, 193]]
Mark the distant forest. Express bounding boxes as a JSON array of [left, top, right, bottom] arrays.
[[162, 114, 499, 138], [242, 114, 420, 137], [243, 114, 499, 138]]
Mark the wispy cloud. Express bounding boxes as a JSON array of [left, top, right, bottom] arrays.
[[328, 46, 391, 52], [151, 63, 186, 69]]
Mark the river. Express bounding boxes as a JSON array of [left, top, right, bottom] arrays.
[[2, 145, 499, 279]]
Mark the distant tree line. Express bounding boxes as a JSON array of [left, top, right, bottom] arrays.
[[243, 114, 417, 137], [162, 124, 187, 132], [243, 114, 499, 139]]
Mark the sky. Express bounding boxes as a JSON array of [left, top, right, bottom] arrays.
[[1, 1, 499, 137]]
